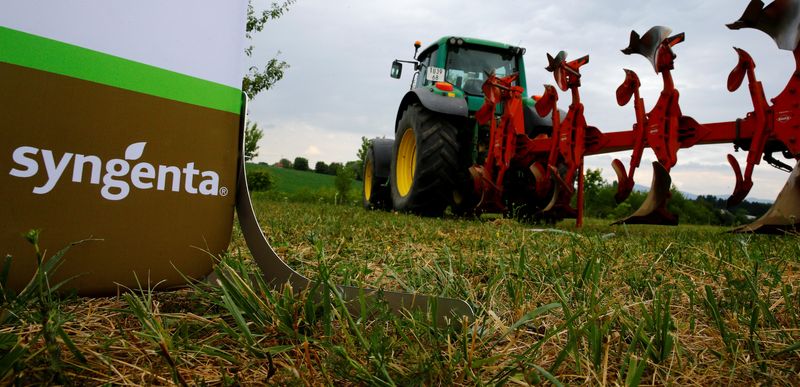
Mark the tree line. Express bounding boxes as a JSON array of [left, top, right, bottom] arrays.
[[272, 157, 364, 181], [582, 169, 771, 226], [270, 137, 371, 180]]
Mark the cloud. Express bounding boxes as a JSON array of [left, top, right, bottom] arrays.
[[304, 145, 321, 156], [253, 119, 363, 164], [248, 0, 795, 199]]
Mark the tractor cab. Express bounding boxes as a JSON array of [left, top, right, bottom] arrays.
[[392, 36, 530, 113]]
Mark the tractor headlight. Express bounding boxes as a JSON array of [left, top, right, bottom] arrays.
[[449, 37, 464, 46]]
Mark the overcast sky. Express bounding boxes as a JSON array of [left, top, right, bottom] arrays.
[[247, 0, 796, 200]]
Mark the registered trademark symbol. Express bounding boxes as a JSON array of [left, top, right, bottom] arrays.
[[219, 187, 228, 196]]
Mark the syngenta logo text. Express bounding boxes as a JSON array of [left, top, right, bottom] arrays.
[[9, 142, 226, 201]]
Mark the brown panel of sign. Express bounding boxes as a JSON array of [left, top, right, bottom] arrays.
[[1, 63, 240, 295]]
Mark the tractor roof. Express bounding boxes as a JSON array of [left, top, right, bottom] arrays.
[[425, 36, 524, 52]]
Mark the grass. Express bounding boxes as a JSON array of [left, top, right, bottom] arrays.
[[2, 200, 799, 385]]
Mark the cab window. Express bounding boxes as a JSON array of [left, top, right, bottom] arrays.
[[416, 47, 439, 87], [445, 45, 518, 96]]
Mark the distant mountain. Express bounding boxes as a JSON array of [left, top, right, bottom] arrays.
[[631, 184, 773, 204]]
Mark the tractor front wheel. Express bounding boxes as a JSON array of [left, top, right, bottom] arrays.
[[390, 104, 459, 216]]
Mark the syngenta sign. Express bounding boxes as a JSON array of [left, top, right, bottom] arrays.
[[0, 1, 248, 296], [9, 142, 226, 201]]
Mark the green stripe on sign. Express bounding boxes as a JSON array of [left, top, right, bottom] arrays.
[[0, 26, 242, 114]]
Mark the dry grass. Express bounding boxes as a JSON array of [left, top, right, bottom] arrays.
[[2, 198, 799, 385]]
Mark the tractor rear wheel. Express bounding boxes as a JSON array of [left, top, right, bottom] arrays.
[[390, 104, 459, 216], [363, 138, 393, 210]]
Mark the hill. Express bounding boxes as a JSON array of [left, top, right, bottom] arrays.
[[246, 163, 363, 199]]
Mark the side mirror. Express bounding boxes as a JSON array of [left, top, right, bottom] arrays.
[[390, 60, 402, 79]]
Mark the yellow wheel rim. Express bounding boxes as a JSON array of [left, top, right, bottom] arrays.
[[396, 128, 416, 197], [364, 158, 373, 201], [453, 190, 463, 205]]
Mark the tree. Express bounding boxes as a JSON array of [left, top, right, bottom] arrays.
[[242, 1, 295, 160], [582, 168, 616, 218], [328, 162, 343, 175], [357, 136, 370, 164], [584, 168, 605, 197], [335, 166, 354, 204], [244, 121, 264, 161], [293, 157, 309, 171], [278, 158, 292, 168], [353, 136, 371, 181], [243, 0, 296, 97], [345, 161, 362, 181], [314, 161, 328, 174]]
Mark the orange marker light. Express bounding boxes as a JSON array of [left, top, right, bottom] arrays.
[[435, 82, 454, 92], [414, 40, 421, 48]]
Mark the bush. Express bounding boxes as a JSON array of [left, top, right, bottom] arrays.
[[327, 162, 343, 175], [345, 160, 363, 181], [293, 157, 309, 171], [277, 158, 292, 169], [334, 167, 353, 204], [247, 170, 273, 191], [314, 161, 328, 174]]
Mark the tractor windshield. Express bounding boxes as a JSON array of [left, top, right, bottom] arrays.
[[445, 45, 519, 96]]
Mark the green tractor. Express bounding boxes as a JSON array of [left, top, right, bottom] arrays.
[[363, 36, 554, 217]]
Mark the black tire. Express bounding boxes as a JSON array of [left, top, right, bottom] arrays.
[[450, 172, 479, 217], [390, 104, 459, 216], [362, 139, 393, 210]]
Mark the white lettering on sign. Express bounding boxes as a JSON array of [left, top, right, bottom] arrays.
[[426, 66, 445, 82], [9, 142, 225, 201]]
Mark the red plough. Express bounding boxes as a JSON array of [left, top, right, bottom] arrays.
[[471, 0, 800, 232]]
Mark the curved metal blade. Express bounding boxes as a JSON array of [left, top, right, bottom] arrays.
[[539, 166, 576, 219], [616, 69, 641, 107], [731, 160, 800, 234], [727, 0, 800, 51], [230, 95, 474, 327], [611, 158, 634, 204], [542, 175, 562, 213], [545, 51, 568, 72], [612, 161, 678, 225], [530, 161, 552, 199], [545, 51, 570, 91], [726, 153, 753, 208], [621, 26, 672, 71]]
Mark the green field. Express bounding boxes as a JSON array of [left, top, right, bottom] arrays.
[[246, 164, 356, 194], [2, 195, 799, 385], [247, 164, 363, 203]]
